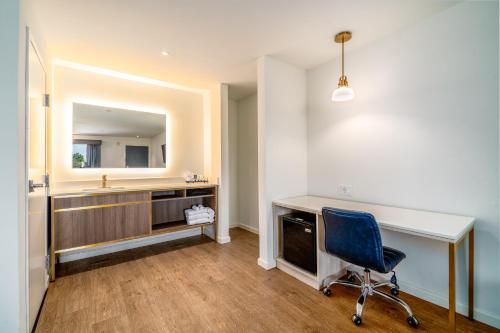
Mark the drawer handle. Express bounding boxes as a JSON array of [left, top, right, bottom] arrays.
[[304, 228, 312, 233]]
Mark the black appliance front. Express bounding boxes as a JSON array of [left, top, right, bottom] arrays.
[[282, 213, 317, 274]]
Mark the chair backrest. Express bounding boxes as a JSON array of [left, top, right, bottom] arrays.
[[322, 207, 386, 273]]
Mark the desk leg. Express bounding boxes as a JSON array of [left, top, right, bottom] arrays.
[[449, 242, 456, 332], [468, 228, 474, 320]]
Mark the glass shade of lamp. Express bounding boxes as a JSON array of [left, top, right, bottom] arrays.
[[332, 75, 355, 102]]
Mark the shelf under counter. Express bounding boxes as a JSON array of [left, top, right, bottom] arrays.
[[151, 194, 215, 203], [152, 220, 214, 235]]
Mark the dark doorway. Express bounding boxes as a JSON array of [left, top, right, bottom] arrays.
[[126, 145, 149, 168]]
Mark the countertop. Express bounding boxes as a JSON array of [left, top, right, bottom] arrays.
[[50, 182, 218, 196]]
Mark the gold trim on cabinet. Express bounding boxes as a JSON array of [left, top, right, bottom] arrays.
[[53, 190, 155, 199], [54, 233, 151, 254], [50, 196, 55, 281], [53, 200, 151, 213], [149, 193, 153, 235], [152, 221, 214, 236], [54, 222, 213, 254]]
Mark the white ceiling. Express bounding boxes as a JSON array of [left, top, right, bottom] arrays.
[[73, 103, 165, 138], [31, 0, 458, 100]]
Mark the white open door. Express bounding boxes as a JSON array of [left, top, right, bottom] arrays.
[[26, 28, 49, 331]]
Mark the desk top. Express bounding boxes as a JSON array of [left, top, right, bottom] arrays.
[[273, 196, 474, 243]]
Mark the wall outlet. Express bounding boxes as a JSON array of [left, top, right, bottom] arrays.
[[337, 184, 352, 197]]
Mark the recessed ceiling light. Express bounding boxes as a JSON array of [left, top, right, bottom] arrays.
[[161, 51, 169, 56]]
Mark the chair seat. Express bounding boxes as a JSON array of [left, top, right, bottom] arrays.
[[382, 246, 406, 273]]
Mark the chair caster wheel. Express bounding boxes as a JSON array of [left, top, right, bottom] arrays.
[[407, 316, 419, 327], [322, 288, 332, 297], [391, 287, 399, 296], [352, 314, 362, 326]]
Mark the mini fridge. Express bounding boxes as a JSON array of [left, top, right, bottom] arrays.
[[282, 212, 317, 274]]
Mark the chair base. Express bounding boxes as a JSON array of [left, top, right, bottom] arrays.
[[322, 269, 419, 327]]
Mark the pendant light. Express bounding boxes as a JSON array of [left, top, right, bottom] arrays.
[[332, 31, 355, 102]]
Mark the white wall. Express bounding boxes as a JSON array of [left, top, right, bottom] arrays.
[[0, 1, 26, 331], [228, 99, 239, 228], [0, 0, 49, 330], [217, 84, 231, 243], [258, 56, 308, 268], [307, 2, 499, 327], [237, 94, 259, 233]]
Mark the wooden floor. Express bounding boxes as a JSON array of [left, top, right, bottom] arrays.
[[37, 228, 497, 333]]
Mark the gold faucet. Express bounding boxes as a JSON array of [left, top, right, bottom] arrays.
[[101, 175, 107, 188]]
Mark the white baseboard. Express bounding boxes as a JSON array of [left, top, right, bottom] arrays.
[[397, 279, 500, 329], [230, 223, 259, 234], [276, 257, 318, 289], [257, 257, 276, 270], [366, 270, 500, 329], [58, 228, 201, 263], [217, 235, 231, 244]]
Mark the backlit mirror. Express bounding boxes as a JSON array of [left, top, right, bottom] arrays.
[[72, 103, 167, 168]]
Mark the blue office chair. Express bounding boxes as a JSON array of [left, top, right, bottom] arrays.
[[321, 207, 419, 327]]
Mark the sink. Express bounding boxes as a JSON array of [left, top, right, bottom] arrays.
[[81, 186, 126, 192]]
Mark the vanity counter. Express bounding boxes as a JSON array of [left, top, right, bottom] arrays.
[[50, 182, 218, 196]]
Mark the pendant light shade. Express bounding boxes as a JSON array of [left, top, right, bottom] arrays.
[[332, 31, 354, 102], [332, 86, 355, 102]]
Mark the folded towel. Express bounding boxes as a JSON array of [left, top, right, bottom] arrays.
[[187, 214, 213, 222], [187, 214, 214, 222], [187, 216, 214, 225], [185, 210, 215, 218], [185, 212, 214, 220]]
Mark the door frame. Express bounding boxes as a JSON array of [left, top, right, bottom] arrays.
[[24, 26, 49, 331]]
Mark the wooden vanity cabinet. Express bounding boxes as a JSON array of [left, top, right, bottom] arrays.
[[53, 192, 151, 251], [51, 185, 218, 281]]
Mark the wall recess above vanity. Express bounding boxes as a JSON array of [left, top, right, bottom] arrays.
[[51, 60, 210, 182]]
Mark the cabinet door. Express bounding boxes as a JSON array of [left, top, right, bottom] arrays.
[[54, 202, 151, 251]]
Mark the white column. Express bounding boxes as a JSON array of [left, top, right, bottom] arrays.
[[217, 84, 231, 243]]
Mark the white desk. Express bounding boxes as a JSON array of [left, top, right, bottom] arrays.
[[273, 195, 475, 332]]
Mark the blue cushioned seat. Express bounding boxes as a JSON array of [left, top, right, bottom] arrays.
[[322, 207, 405, 274], [382, 246, 406, 273], [321, 207, 418, 327]]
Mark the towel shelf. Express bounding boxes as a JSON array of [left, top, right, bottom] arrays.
[[152, 220, 214, 235]]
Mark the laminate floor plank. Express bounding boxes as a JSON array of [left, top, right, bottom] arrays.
[[36, 228, 498, 333]]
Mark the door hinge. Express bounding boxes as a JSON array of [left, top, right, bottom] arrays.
[[43, 94, 50, 107]]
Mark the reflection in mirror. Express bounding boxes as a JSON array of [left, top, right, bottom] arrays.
[[72, 103, 167, 168]]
